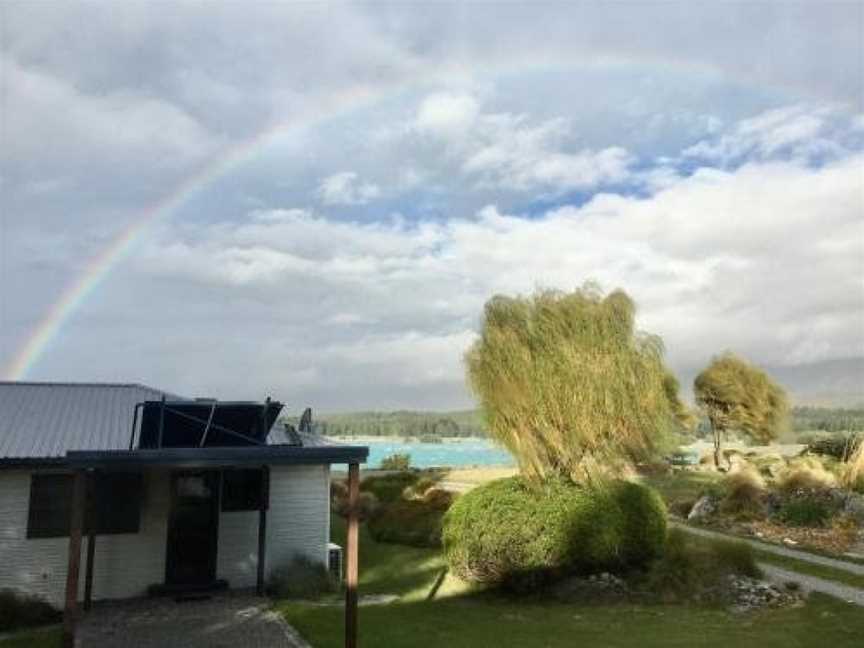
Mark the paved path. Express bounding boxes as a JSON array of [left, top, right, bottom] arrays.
[[759, 563, 864, 606], [673, 523, 864, 575], [77, 592, 311, 648]]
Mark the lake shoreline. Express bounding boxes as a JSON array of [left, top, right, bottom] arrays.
[[325, 436, 515, 469], [324, 435, 490, 444]]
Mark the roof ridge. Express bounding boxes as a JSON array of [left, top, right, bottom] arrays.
[[0, 380, 167, 390]]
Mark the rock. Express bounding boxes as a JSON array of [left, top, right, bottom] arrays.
[[843, 493, 864, 524], [688, 495, 718, 521], [782, 537, 799, 546]]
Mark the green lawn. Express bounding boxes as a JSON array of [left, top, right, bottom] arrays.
[[277, 516, 864, 648], [639, 470, 721, 509], [0, 627, 60, 647]]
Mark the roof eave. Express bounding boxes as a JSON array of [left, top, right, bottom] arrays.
[[64, 444, 369, 469]]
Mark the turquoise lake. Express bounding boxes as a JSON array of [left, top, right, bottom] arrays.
[[346, 438, 514, 468]]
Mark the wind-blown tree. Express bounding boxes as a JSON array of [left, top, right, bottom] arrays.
[[465, 285, 692, 484], [694, 353, 789, 470]]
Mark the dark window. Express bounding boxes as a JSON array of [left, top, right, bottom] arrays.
[[27, 474, 73, 539], [88, 473, 143, 535], [221, 469, 265, 511], [26, 473, 143, 539]]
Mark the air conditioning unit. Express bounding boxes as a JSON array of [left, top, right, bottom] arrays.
[[327, 543, 343, 583]]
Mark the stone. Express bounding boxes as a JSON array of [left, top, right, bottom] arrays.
[[687, 495, 718, 521], [843, 493, 864, 524]]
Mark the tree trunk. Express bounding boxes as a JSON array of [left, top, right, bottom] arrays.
[[712, 424, 724, 471]]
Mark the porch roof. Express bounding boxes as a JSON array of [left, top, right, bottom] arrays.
[[65, 443, 368, 469]]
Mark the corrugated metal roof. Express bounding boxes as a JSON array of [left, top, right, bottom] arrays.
[[0, 381, 352, 464], [0, 381, 182, 461]]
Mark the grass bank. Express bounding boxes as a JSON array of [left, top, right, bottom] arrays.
[[277, 515, 864, 648]]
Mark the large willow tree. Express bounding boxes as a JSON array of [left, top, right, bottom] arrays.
[[694, 353, 789, 470], [465, 285, 691, 484]]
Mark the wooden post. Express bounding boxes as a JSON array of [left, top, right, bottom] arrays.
[[62, 470, 86, 648], [345, 462, 359, 648], [256, 466, 270, 596], [84, 531, 96, 611]]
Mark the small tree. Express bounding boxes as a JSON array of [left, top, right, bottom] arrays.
[[465, 284, 692, 484], [694, 353, 789, 470]]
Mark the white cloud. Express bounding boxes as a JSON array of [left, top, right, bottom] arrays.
[[415, 92, 481, 135], [318, 172, 382, 205], [137, 143, 864, 405], [406, 94, 635, 193], [683, 104, 851, 164]]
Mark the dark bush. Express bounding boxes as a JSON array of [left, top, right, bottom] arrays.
[[380, 453, 412, 471], [442, 477, 666, 591], [0, 589, 61, 632], [642, 529, 760, 600], [776, 498, 832, 528], [361, 472, 420, 503], [804, 432, 860, 461], [332, 490, 379, 521], [330, 479, 348, 501], [367, 494, 452, 548], [267, 556, 337, 599]]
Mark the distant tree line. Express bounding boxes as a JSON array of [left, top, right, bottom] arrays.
[[281, 410, 486, 439], [282, 405, 864, 441], [789, 406, 864, 433]]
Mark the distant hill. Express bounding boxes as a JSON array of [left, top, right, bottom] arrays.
[[766, 357, 864, 408], [677, 357, 864, 408]]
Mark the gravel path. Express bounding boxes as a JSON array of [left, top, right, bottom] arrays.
[[758, 563, 864, 606], [77, 592, 311, 648], [673, 523, 864, 576]]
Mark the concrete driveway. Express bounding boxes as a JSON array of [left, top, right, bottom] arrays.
[[77, 591, 310, 648]]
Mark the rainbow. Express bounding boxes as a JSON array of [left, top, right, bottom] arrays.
[[3, 56, 801, 380], [3, 81, 383, 380]]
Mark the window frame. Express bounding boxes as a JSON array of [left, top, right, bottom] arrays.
[[26, 471, 144, 539]]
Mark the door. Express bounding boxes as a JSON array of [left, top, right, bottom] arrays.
[[165, 471, 220, 587]]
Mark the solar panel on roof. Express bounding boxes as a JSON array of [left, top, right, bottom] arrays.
[[137, 400, 283, 449]]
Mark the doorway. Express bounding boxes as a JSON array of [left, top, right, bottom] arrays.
[[165, 471, 220, 587]]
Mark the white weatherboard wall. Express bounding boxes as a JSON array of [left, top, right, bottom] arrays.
[[266, 464, 331, 572], [217, 465, 332, 586], [0, 468, 171, 607], [1, 464, 332, 606]]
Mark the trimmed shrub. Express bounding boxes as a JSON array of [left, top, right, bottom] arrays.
[[614, 481, 668, 565], [0, 589, 61, 632], [361, 472, 420, 503], [442, 477, 666, 591], [776, 498, 832, 528], [777, 458, 837, 492], [267, 556, 337, 599], [380, 453, 412, 471]]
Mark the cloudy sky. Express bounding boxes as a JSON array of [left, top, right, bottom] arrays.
[[1, 1, 862, 411]]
